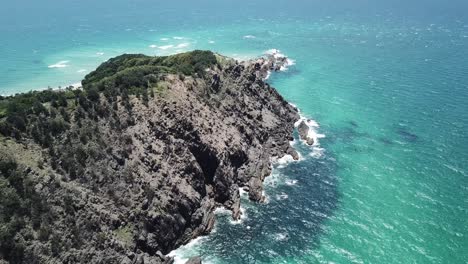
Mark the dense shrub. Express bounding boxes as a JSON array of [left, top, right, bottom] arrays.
[[0, 154, 51, 262], [0, 50, 218, 158], [82, 50, 217, 95]]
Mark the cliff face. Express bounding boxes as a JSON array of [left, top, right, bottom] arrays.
[[0, 51, 299, 263]]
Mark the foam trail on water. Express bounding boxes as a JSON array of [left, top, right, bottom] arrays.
[[239, 187, 248, 198], [48, 60, 69, 68], [243, 35, 256, 39], [276, 192, 289, 200], [285, 179, 298, 186], [176, 43, 190, 48], [168, 236, 207, 264], [158, 45, 174, 50], [274, 232, 290, 241]]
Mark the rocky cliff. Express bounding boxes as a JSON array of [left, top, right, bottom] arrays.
[[0, 50, 300, 263]]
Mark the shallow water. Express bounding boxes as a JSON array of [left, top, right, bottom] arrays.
[[2, 0, 468, 263]]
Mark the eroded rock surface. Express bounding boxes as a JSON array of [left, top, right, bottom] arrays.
[[298, 120, 315, 146], [0, 51, 299, 263]]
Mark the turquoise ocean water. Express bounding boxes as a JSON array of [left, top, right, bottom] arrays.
[[1, 0, 467, 263]]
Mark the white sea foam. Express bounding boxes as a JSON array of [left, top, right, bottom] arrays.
[[213, 206, 247, 225], [176, 43, 190, 48], [264, 49, 295, 72], [285, 179, 298, 186], [230, 207, 247, 225], [48, 60, 69, 68], [77, 69, 87, 73], [46, 82, 82, 91], [284, 58, 296, 67], [289, 139, 297, 147], [213, 207, 230, 215], [173, 36, 184, 40], [274, 232, 289, 241], [96, 52, 105, 56], [277, 154, 295, 164], [294, 115, 326, 158], [273, 52, 286, 59], [268, 142, 305, 170], [149, 44, 158, 48], [294, 116, 325, 145], [160, 38, 169, 41], [262, 190, 270, 203], [265, 49, 280, 55], [309, 146, 325, 158], [276, 192, 289, 200], [239, 187, 248, 198], [208, 40, 215, 44], [243, 35, 256, 39], [158, 45, 174, 50], [265, 70, 272, 80], [168, 235, 207, 264], [70, 82, 82, 88]]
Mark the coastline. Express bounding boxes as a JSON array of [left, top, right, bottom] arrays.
[[166, 52, 324, 264], [0, 50, 306, 263], [0, 49, 324, 264], [168, 112, 325, 263], [0, 81, 83, 97]]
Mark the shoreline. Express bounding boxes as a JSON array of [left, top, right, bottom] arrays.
[[168, 112, 325, 263], [166, 52, 324, 264], [0, 49, 317, 264], [0, 81, 83, 97], [0, 48, 290, 97]]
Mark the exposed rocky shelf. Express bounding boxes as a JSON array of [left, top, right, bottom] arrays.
[[0, 50, 300, 263]]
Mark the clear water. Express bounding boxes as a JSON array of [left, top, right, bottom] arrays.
[[2, 0, 468, 263]]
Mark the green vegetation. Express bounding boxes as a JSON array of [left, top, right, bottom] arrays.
[[114, 225, 134, 247], [0, 50, 218, 143], [0, 88, 75, 142], [81, 50, 217, 95], [0, 51, 219, 261], [0, 51, 218, 261], [0, 154, 51, 262]]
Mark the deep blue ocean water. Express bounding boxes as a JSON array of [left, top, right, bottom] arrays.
[[1, 0, 467, 263]]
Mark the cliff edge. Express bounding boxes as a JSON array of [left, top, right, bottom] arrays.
[[0, 51, 299, 263]]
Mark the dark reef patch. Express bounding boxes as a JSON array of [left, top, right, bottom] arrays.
[[349, 120, 359, 128], [396, 128, 419, 142], [378, 137, 394, 145]]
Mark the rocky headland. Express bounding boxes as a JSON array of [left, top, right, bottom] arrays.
[[0, 50, 308, 263]]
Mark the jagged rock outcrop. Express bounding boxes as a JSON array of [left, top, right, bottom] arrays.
[[298, 120, 314, 145], [0, 51, 299, 263]]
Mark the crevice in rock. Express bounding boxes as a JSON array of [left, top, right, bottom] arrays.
[[189, 145, 219, 185]]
